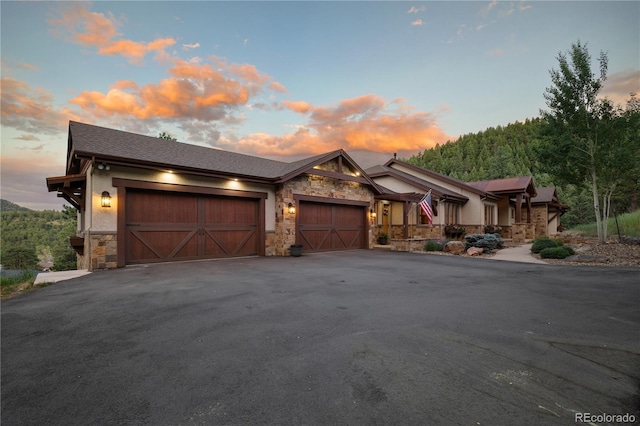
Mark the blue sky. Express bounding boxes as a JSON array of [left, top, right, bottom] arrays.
[[1, 1, 638, 210]]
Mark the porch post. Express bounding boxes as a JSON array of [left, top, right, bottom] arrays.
[[526, 194, 532, 223], [515, 193, 522, 223], [403, 201, 409, 239]]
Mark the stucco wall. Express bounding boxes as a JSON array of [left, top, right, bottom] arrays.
[[88, 165, 277, 234], [386, 163, 485, 225]]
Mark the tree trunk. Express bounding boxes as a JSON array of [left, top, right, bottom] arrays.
[[591, 170, 604, 243]]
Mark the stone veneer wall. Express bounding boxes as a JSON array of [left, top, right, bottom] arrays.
[[511, 223, 536, 243], [273, 167, 376, 256], [531, 206, 549, 239], [87, 232, 117, 270]]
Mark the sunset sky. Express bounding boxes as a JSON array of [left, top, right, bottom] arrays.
[[1, 1, 638, 210]]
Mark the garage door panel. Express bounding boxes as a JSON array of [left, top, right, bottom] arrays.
[[128, 191, 198, 223], [128, 230, 199, 262], [204, 229, 257, 256], [299, 203, 332, 225], [298, 201, 365, 252], [299, 229, 332, 251], [334, 229, 362, 249], [126, 190, 259, 264], [334, 205, 363, 225], [203, 197, 257, 224]]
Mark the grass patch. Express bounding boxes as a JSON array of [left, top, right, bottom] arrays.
[[571, 210, 640, 238], [1, 270, 37, 299]]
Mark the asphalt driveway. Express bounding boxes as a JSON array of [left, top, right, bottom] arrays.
[[2, 251, 639, 425]]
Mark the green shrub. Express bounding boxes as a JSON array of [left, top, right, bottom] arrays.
[[539, 246, 575, 259], [531, 237, 563, 253], [464, 233, 504, 253], [424, 240, 445, 252]]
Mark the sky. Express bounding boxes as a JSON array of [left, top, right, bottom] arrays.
[[1, 1, 638, 210]]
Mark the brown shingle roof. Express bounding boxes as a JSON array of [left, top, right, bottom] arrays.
[[531, 187, 557, 204], [66, 122, 383, 193], [68, 121, 297, 179], [467, 176, 536, 196]]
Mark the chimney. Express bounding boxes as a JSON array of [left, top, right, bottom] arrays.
[[393, 153, 397, 159]]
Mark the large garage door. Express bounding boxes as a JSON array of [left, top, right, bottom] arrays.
[[126, 190, 258, 264], [297, 201, 365, 252]]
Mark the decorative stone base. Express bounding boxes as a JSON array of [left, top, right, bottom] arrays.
[[87, 232, 117, 270], [512, 223, 536, 244], [390, 238, 431, 252]]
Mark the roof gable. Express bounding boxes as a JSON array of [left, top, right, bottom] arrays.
[[365, 164, 468, 202], [531, 187, 558, 204], [277, 149, 384, 193], [383, 159, 492, 198]]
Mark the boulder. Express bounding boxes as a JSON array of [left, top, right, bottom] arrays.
[[444, 241, 465, 255], [467, 247, 484, 256]]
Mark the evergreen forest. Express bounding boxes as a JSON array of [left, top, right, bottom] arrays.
[[1, 201, 77, 271], [406, 117, 638, 230]]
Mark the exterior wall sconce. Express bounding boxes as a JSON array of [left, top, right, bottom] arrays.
[[288, 202, 296, 214], [101, 191, 112, 208], [370, 209, 377, 221], [97, 162, 110, 171]]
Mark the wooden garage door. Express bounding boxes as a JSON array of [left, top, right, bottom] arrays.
[[126, 190, 258, 264], [298, 201, 365, 252]]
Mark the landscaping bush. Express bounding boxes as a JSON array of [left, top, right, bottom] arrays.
[[539, 246, 575, 259], [424, 240, 446, 252], [531, 237, 563, 254], [464, 233, 504, 253]]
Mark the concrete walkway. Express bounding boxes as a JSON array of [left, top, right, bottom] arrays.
[[488, 243, 547, 264], [34, 270, 91, 285]]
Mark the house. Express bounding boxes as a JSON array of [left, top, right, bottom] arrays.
[[47, 122, 383, 270], [366, 159, 567, 244], [529, 187, 570, 238]]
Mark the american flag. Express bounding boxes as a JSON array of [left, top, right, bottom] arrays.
[[419, 190, 433, 225]]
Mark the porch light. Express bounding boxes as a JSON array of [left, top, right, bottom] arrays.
[[101, 191, 112, 208], [370, 209, 377, 220], [288, 202, 296, 214]]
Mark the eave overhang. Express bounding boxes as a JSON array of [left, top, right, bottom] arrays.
[[46, 174, 86, 210]]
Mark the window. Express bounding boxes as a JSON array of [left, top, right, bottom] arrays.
[[444, 203, 459, 224], [484, 204, 495, 225], [418, 200, 437, 225]]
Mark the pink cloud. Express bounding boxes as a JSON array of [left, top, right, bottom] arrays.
[[49, 3, 175, 64], [282, 100, 313, 114], [0, 77, 82, 134], [601, 69, 640, 106], [69, 59, 283, 122], [489, 48, 504, 56], [14, 135, 41, 141], [229, 94, 452, 156], [18, 62, 39, 71]]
